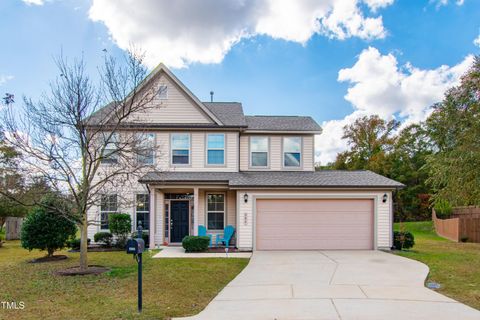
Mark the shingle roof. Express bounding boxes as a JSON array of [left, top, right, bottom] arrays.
[[139, 170, 404, 188], [245, 116, 321, 132], [203, 102, 247, 127]]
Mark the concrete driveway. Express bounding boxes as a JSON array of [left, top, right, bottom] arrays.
[[176, 250, 480, 320]]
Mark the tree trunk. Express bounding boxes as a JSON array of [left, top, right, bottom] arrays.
[[47, 248, 54, 257], [79, 213, 88, 270]]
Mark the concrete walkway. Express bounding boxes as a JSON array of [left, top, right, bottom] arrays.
[[175, 250, 480, 320], [153, 246, 252, 258]]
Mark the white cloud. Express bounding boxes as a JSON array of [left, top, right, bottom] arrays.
[[89, 0, 392, 68], [22, 0, 45, 5], [430, 0, 465, 8], [0, 74, 13, 86], [315, 47, 474, 164], [474, 34, 480, 47]]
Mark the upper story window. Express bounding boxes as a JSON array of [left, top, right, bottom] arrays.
[[283, 137, 302, 167], [101, 133, 119, 164], [250, 136, 268, 167], [171, 133, 190, 165], [136, 133, 155, 165], [207, 133, 225, 165], [158, 85, 168, 99], [100, 194, 117, 230]]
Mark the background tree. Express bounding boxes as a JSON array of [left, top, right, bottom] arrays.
[[424, 56, 480, 206], [2, 49, 159, 271]]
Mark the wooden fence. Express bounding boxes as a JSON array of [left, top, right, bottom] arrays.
[[433, 207, 480, 243]]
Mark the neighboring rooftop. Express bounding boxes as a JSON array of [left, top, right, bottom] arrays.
[[203, 102, 247, 127], [245, 115, 321, 132], [139, 170, 404, 188]]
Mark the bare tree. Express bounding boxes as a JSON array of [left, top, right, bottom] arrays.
[[1, 49, 160, 271]]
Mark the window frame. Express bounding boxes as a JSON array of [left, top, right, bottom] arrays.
[[100, 132, 119, 165], [135, 193, 150, 231], [206, 133, 226, 166], [170, 132, 191, 166], [136, 132, 156, 165], [249, 136, 269, 168], [100, 194, 117, 230], [158, 84, 168, 100], [282, 136, 302, 168], [206, 192, 226, 231]]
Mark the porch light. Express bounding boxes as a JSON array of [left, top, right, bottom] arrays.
[[244, 193, 248, 203], [382, 193, 388, 203]]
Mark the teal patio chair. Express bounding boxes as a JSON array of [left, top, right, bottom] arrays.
[[216, 225, 235, 247], [198, 225, 212, 247]]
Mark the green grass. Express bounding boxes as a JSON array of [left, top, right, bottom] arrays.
[[394, 221, 480, 310], [0, 241, 249, 320]]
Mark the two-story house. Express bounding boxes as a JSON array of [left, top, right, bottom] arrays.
[[87, 64, 403, 251]]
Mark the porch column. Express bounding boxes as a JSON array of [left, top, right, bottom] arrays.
[[148, 188, 156, 249], [193, 187, 199, 236]]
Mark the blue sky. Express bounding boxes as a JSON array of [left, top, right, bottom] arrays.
[[1, 0, 479, 163]]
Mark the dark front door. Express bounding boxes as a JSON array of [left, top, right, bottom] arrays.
[[170, 200, 189, 243]]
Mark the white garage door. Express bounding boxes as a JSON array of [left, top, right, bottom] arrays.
[[256, 199, 374, 250]]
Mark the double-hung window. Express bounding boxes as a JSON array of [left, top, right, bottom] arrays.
[[207, 133, 225, 165], [135, 194, 150, 230], [171, 133, 190, 165], [283, 137, 302, 167], [100, 194, 117, 230], [250, 136, 268, 167], [137, 133, 155, 165], [101, 133, 119, 164], [207, 194, 225, 230]]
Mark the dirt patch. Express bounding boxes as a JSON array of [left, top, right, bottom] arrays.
[[29, 255, 68, 263], [55, 265, 110, 276]]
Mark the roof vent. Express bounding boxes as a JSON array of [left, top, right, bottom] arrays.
[[210, 91, 214, 102]]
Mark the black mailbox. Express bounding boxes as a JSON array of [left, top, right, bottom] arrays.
[[126, 238, 145, 254]]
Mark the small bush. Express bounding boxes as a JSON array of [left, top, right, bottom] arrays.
[[21, 198, 77, 257], [393, 231, 415, 250], [182, 236, 210, 252], [131, 231, 149, 248], [109, 213, 132, 248], [66, 238, 91, 250], [434, 199, 453, 219], [94, 232, 113, 247]]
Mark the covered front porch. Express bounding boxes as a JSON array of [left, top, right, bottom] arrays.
[[147, 185, 237, 249]]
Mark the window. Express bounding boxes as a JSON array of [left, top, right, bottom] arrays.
[[101, 133, 119, 164], [207, 194, 225, 230], [283, 137, 302, 167], [250, 136, 268, 167], [171, 133, 190, 165], [158, 85, 168, 99], [207, 134, 225, 165], [135, 194, 150, 230], [137, 133, 155, 165], [100, 194, 117, 229]]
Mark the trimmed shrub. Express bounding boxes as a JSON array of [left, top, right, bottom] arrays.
[[94, 232, 113, 247], [434, 199, 453, 219], [66, 238, 91, 250], [21, 201, 77, 257], [131, 231, 149, 248], [109, 213, 131, 248], [182, 236, 210, 252], [393, 231, 415, 250]]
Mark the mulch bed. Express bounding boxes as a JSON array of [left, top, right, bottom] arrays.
[[68, 246, 123, 253], [207, 247, 241, 253], [54, 265, 110, 276], [29, 255, 68, 263]]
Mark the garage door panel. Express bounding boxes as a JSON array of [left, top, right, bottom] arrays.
[[256, 199, 373, 250]]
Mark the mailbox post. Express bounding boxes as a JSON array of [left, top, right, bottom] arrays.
[[126, 222, 145, 313]]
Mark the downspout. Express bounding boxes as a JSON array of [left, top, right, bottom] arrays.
[[391, 187, 398, 250]]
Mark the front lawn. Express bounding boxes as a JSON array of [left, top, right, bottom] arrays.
[[0, 241, 248, 319], [394, 221, 480, 310]]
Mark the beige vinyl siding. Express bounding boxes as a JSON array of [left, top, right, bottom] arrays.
[[198, 189, 206, 227], [155, 190, 164, 246], [226, 190, 236, 228], [236, 190, 393, 251], [128, 73, 213, 124], [153, 131, 238, 172], [239, 134, 315, 172]]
